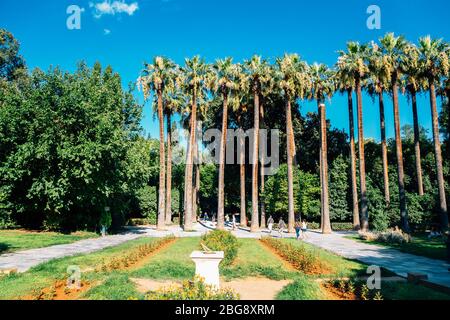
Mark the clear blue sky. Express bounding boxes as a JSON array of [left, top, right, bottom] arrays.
[[1, 0, 449, 140]]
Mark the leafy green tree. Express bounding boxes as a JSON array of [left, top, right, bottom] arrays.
[[0, 62, 143, 231], [0, 29, 27, 83], [329, 156, 350, 221]]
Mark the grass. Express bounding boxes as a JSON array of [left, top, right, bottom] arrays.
[[1, 235, 449, 300], [0, 229, 98, 254], [346, 233, 447, 261], [276, 276, 327, 300], [0, 237, 159, 299]]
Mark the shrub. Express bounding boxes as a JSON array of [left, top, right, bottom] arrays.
[[144, 276, 239, 300], [201, 230, 239, 266], [358, 227, 411, 244], [303, 222, 354, 231], [260, 237, 328, 274]]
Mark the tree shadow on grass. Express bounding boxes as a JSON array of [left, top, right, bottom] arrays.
[[0, 243, 10, 254]]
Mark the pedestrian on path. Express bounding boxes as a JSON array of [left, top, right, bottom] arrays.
[[278, 218, 286, 238], [295, 221, 302, 240], [301, 220, 308, 239], [267, 216, 274, 235]]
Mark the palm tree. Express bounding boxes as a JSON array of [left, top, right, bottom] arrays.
[[139, 56, 176, 230], [245, 56, 272, 232], [212, 57, 239, 230], [418, 36, 449, 229], [337, 42, 370, 231], [403, 44, 426, 196], [367, 42, 391, 204], [163, 75, 183, 225], [307, 63, 334, 234], [258, 64, 276, 229], [276, 54, 310, 233], [234, 67, 250, 227], [335, 66, 360, 229], [181, 56, 211, 231], [379, 33, 410, 232]]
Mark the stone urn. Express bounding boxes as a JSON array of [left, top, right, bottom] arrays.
[[190, 251, 224, 288]]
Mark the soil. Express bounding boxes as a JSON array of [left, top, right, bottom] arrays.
[[21, 280, 93, 300], [320, 282, 357, 300], [131, 278, 183, 293], [258, 241, 297, 272], [131, 277, 292, 300], [223, 277, 292, 300]]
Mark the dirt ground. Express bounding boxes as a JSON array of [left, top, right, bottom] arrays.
[[131, 277, 292, 300]]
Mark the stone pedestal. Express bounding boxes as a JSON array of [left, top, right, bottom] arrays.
[[190, 251, 224, 288]]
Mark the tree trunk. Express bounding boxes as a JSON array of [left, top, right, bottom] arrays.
[[379, 90, 391, 204], [157, 88, 166, 230], [347, 88, 360, 230], [165, 111, 172, 225], [183, 87, 197, 231], [260, 102, 266, 228], [286, 98, 295, 233], [192, 131, 200, 223], [429, 81, 449, 229], [411, 89, 424, 196], [250, 87, 260, 232], [239, 115, 247, 227], [217, 90, 228, 230], [319, 103, 332, 234], [392, 75, 409, 232], [356, 79, 369, 231]]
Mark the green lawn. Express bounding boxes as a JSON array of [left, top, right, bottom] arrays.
[[346, 233, 447, 261], [0, 230, 98, 254], [0, 236, 449, 300]]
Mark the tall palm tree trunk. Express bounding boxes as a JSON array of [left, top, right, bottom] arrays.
[[286, 98, 295, 233], [260, 102, 266, 228], [392, 75, 409, 232], [184, 87, 197, 231], [378, 90, 391, 204], [217, 90, 228, 230], [356, 79, 369, 231], [319, 103, 332, 234], [239, 115, 247, 227], [411, 89, 424, 196], [165, 111, 173, 225], [429, 81, 448, 229], [157, 88, 166, 230], [347, 88, 360, 229], [250, 88, 260, 232], [192, 133, 200, 223]]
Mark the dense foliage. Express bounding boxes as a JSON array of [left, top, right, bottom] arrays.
[[201, 230, 239, 266]]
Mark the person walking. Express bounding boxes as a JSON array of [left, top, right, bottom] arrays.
[[278, 218, 286, 238], [301, 220, 308, 239], [295, 221, 302, 240], [267, 216, 274, 235]]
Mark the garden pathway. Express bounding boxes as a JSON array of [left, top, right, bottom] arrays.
[[301, 230, 450, 290]]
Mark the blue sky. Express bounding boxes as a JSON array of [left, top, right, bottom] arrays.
[[1, 0, 449, 140]]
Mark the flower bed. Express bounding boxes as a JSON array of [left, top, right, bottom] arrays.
[[96, 236, 175, 272], [260, 237, 329, 275]]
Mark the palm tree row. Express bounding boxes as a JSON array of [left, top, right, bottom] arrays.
[[139, 33, 449, 234]]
